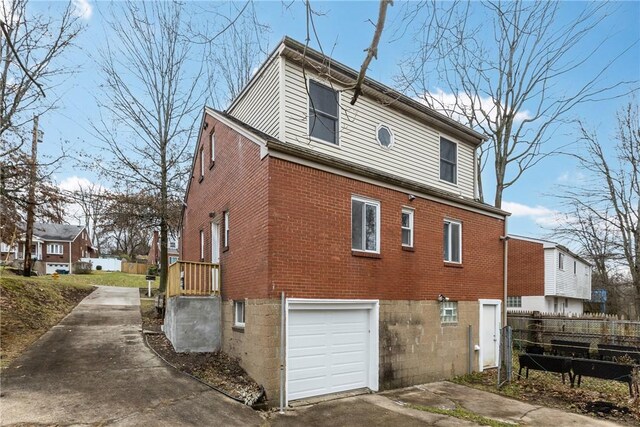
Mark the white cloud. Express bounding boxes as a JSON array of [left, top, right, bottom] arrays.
[[58, 175, 94, 192], [418, 88, 533, 128], [557, 171, 586, 184], [503, 201, 564, 227], [72, 0, 92, 20]]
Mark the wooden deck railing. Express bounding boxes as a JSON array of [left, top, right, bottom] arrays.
[[166, 260, 220, 298]]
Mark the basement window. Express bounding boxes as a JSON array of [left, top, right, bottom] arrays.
[[234, 301, 245, 328], [440, 301, 458, 324], [507, 296, 522, 308]]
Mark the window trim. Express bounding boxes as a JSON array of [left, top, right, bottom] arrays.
[[223, 210, 230, 249], [234, 300, 246, 328], [443, 219, 462, 264], [199, 230, 204, 261], [210, 130, 215, 164], [401, 207, 414, 248], [440, 301, 458, 324], [376, 123, 395, 150], [199, 146, 205, 181], [558, 252, 565, 270], [439, 136, 458, 185], [307, 78, 341, 147], [351, 196, 381, 254]]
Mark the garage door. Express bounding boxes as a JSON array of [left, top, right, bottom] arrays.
[[46, 263, 69, 274], [287, 300, 378, 402]]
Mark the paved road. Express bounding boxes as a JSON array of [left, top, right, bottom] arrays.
[[0, 286, 262, 426]]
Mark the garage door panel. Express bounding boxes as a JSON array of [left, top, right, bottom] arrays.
[[288, 307, 372, 402]]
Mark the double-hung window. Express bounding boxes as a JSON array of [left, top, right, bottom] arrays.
[[401, 208, 414, 248], [443, 219, 461, 263], [558, 252, 565, 270], [224, 211, 230, 248], [440, 137, 457, 184], [308, 80, 339, 145], [199, 147, 205, 180], [210, 131, 215, 163], [351, 197, 380, 253]]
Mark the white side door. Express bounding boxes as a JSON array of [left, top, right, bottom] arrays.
[[479, 300, 501, 370]]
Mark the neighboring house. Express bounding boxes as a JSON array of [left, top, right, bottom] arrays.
[[1, 241, 17, 263], [177, 37, 509, 405], [507, 235, 592, 314], [16, 223, 96, 274], [148, 230, 179, 266]]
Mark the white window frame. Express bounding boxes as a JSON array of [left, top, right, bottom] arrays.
[[47, 243, 63, 255], [210, 131, 215, 163], [439, 137, 458, 185], [199, 230, 204, 260], [440, 301, 458, 324], [351, 196, 381, 254], [558, 252, 565, 270], [443, 219, 462, 263], [307, 79, 340, 147], [199, 146, 204, 179], [234, 300, 245, 328], [376, 123, 395, 149], [506, 296, 522, 308], [224, 211, 230, 248], [401, 207, 414, 248]]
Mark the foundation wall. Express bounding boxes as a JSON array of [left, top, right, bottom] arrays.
[[164, 296, 221, 353]]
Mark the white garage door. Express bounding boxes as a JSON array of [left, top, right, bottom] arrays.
[[287, 301, 377, 402], [46, 263, 69, 274]]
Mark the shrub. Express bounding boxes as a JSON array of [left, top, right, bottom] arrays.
[[73, 261, 92, 274], [96, 265, 102, 271], [147, 265, 158, 276]]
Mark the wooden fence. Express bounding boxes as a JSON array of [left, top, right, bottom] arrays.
[[166, 260, 220, 298], [508, 311, 640, 350], [121, 261, 150, 275]]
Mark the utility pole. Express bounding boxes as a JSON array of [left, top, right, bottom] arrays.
[[23, 115, 39, 276]]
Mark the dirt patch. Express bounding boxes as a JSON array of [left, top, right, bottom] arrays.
[[139, 299, 264, 406], [454, 362, 640, 426], [0, 276, 94, 368]]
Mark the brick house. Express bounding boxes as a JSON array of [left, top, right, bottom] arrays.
[[507, 235, 592, 314], [16, 223, 96, 274], [177, 37, 509, 405], [148, 230, 180, 266]]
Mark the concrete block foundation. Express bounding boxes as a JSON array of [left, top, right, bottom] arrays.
[[164, 296, 221, 352]]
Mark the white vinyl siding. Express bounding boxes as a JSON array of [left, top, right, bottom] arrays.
[[282, 61, 475, 197], [227, 56, 280, 138], [544, 248, 591, 300]]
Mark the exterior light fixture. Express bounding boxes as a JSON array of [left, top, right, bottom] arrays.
[[408, 194, 416, 201], [437, 294, 449, 302]]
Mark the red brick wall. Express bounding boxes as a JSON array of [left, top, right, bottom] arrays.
[[507, 238, 544, 296], [268, 158, 505, 301], [181, 115, 270, 300]]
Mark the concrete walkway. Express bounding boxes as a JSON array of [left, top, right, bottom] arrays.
[[271, 381, 623, 426], [0, 286, 261, 426]]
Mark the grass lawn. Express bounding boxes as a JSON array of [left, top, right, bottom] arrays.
[[0, 270, 158, 369], [1, 269, 158, 289]]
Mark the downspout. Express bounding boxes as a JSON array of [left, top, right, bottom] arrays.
[[500, 217, 509, 328], [279, 291, 286, 413]]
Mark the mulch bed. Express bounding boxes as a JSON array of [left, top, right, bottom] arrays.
[[140, 300, 264, 406]]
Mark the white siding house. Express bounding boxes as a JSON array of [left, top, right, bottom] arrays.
[[227, 37, 483, 201], [510, 235, 592, 314]]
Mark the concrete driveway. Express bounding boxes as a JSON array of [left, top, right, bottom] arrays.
[[0, 286, 261, 426]]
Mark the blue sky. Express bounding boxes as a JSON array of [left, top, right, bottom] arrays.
[[33, 1, 640, 246]]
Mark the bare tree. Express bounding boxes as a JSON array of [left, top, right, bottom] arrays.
[[92, 1, 207, 291], [0, 0, 83, 154], [66, 183, 109, 255], [397, 1, 637, 208], [554, 102, 639, 318]]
